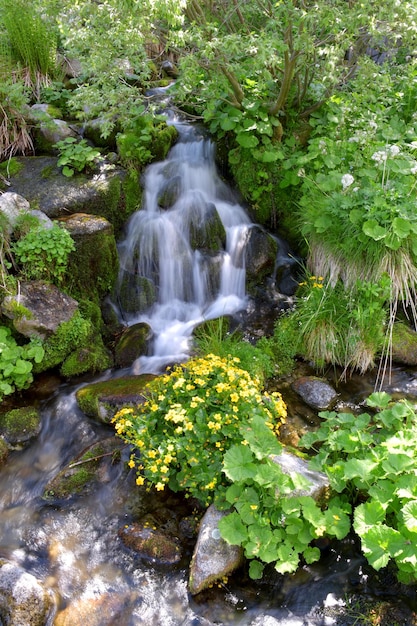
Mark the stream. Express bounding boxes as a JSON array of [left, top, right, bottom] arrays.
[[1, 104, 417, 625]]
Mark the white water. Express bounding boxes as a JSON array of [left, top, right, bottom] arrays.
[[115, 120, 251, 373]]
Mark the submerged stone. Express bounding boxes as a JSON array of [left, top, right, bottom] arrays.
[[291, 376, 338, 411], [0, 560, 55, 626], [118, 522, 182, 565], [42, 437, 125, 501]]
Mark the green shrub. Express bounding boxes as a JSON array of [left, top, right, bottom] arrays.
[[0, 325, 44, 399], [12, 223, 75, 283], [300, 392, 417, 584], [112, 354, 287, 504]]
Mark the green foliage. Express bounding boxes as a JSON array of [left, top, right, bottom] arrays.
[[12, 222, 75, 283], [300, 393, 417, 583], [290, 273, 390, 374], [54, 137, 101, 177], [35, 310, 92, 373], [0, 325, 44, 400], [116, 110, 177, 170], [193, 318, 275, 386], [0, 0, 59, 96], [112, 353, 287, 504]]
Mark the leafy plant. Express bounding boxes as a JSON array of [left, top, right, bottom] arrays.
[[300, 392, 417, 583], [12, 222, 75, 283], [54, 137, 101, 177], [112, 353, 287, 504], [0, 325, 44, 399]]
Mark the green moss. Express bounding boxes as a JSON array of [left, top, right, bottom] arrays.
[[0, 406, 40, 442], [0, 157, 22, 178], [60, 334, 112, 377], [34, 310, 92, 373], [41, 165, 56, 179], [0, 438, 8, 468]]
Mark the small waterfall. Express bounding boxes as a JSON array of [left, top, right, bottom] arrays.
[[115, 119, 252, 373]]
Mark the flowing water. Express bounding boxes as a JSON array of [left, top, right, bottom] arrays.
[[1, 110, 417, 624]]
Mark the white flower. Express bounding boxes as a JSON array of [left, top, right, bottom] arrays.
[[371, 150, 388, 164], [341, 173, 354, 190], [389, 144, 400, 157], [411, 163, 417, 175]]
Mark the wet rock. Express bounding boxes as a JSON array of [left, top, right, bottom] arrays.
[[189, 201, 226, 251], [1, 280, 79, 339], [114, 323, 152, 368], [161, 60, 179, 78], [189, 505, 244, 596], [118, 522, 182, 565], [391, 321, 417, 366], [54, 591, 137, 626], [42, 437, 125, 501], [75, 374, 155, 423], [245, 225, 279, 295], [0, 560, 55, 626], [291, 376, 338, 411], [0, 438, 8, 468], [0, 406, 42, 449], [158, 175, 182, 208], [271, 451, 329, 501]]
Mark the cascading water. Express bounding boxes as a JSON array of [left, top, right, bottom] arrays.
[[114, 117, 251, 373]]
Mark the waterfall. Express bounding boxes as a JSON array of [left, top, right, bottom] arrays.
[[114, 118, 252, 373]]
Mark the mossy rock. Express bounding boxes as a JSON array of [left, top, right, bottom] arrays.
[[0, 407, 41, 448], [114, 323, 152, 368], [391, 321, 417, 366], [118, 522, 182, 565], [75, 374, 155, 423], [42, 437, 124, 501], [0, 438, 9, 467], [60, 334, 113, 378]]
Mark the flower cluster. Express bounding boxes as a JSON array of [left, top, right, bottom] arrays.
[[112, 354, 286, 504]]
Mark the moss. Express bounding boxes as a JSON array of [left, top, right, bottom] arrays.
[[60, 334, 113, 377], [34, 310, 92, 373], [152, 123, 178, 162], [40, 165, 56, 179], [0, 157, 23, 179], [42, 438, 123, 500], [0, 406, 41, 444], [0, 438, 8, 468]]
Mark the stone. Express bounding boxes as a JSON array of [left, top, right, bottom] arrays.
[[114, 323, 152, 368], [271, 451, 329, 501], [1, 281, 79, 339], [118, 523, 182, 565], [0, 192, 30, 233], [0, 560, 54, 626], [0, 406, 42, 449], [391, 321, 417, 366], [189, 505, 244, 595], [75, 375, 155, 423], [291, 376, 338, 411], [54, 592, 137, 626]]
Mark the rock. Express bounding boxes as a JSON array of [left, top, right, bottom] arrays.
[[271, 451, 329, 501], [114, 323, 152, 368], [1, 281, 79, 339], [6, 156, 131, 237], [0, 438, 8, 468], [42, 437, 125, 501], [161, 60, 179, 78], [391, 321, 417, 366], [75, 375, 154, 423], [245, 225, 279, 296], [189, 505, 244, 595], [37, 118, 79, 152], [54, 592, 137, 626], [0, 406, 42, 449], [291, 376, 338, 411], [0, 560, 55, 626], [59, 212, 119, 303], [0, 192, 30, 233], [118, 522, 182, 565]]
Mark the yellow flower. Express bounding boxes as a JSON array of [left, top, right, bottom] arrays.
[[160, 465, 169, 474], [136, 476, 145, 486], [164, 453, 174, 464], [230, 392, 239, 403], [156, 482, 165, 491], [128, 458, 135, 469], [250, 504, 258, 510], [150, 403, 159, 411], [150, 464, 158, 472], [148, 450, 157, 458]]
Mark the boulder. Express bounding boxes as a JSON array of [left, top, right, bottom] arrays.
[[391, 321, 417, 366], [188, 505, 244, 595], [118, 523, 182, 565], [291, 376, 338, 411], [0, 192, 30, 233], [114, 323, 152, 368], [75, 375, 155, 424], [0, 406, 42, 449], [1, 281, 79, 339]]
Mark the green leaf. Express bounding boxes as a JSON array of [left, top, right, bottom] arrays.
[[401, 501, 417, 533], [360, 525, 403, 570], [248, 560, 264, 580], [218, 511, 248, 545], [236, 132, 259, 148], [303, 546, 321, 564], [261, 150, 281, 163], [366, 392, 392, 408], [222, 444, 257, 481], [62, 165, 74, 177], [392, 217, 411, 239], [354, 501, 386, 536], [220, 117, 237, 131], [342, 458, 379, 482], [240, 414, 282, 459], [362, 219, 387, 241]]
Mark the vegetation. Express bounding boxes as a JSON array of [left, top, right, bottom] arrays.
[[54, 137, 102, 177], [0, 325, 44, 400]]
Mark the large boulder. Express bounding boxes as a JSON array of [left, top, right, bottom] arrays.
[[0, 192, 30, 233], [1, 281, 79, 339]]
